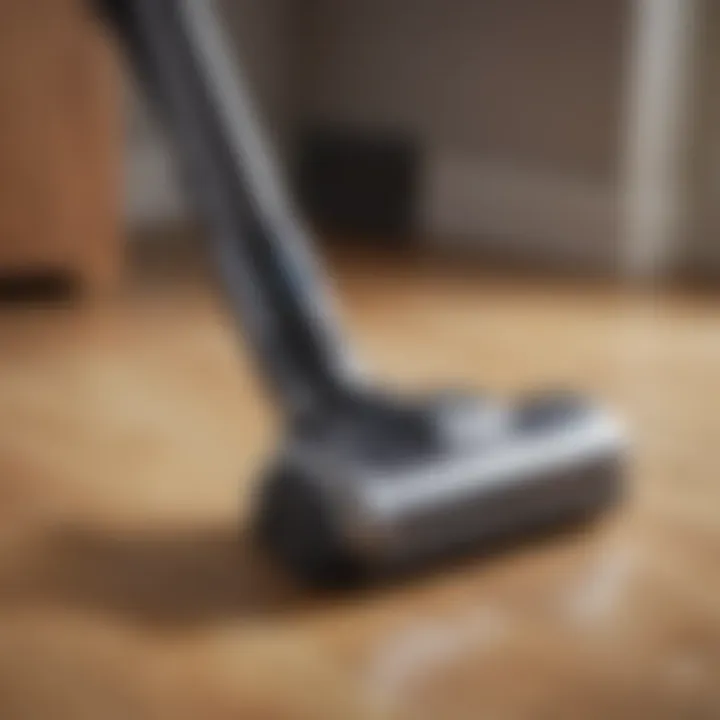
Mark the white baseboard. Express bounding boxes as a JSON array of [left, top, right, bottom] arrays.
[[125, 140, 188, 232], [420, 153, 620, 270]]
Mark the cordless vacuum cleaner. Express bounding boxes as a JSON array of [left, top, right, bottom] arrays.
[[96, 0, 626, 586]]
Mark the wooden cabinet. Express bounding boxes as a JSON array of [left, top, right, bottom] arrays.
[[0, 0, 122, 290]]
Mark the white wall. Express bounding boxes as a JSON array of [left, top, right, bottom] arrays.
[[621, 0, 701, 278]]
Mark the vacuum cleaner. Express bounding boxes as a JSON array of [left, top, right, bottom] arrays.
[[95, 0, 626, 586]]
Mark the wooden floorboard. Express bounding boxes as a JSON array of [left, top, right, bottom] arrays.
[[0, 252, 718, 719]]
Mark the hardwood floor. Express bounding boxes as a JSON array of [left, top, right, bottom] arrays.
[[0, 251, 718, 719]]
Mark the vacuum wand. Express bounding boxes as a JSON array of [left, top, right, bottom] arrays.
[[95, 0, 361, 420], [96, 0, 627, 586]]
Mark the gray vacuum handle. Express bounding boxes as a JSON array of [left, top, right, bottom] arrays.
[[95, 0, 362, 418]]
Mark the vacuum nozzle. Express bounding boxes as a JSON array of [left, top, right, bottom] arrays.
[[256, 391, 626, 586]]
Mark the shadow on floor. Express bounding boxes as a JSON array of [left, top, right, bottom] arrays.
[[0, 274, 78, 306], [0, 511, 606, 629], [0, 490, 620, 627], [0, 524, 321, 626]]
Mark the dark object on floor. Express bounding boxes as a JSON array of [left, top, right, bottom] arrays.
[[95, 0, 627, 587], [0, 272, 76, 306], [297, 126, 419, 241]]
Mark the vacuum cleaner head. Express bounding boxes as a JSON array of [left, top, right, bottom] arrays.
[[256, 390, 626, 586]]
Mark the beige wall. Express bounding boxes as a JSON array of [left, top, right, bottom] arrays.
[[125, 0, 636, 270], [297, 0, 629, 266], [299, 0, 627, 185], [685, 0, 720, 272]]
